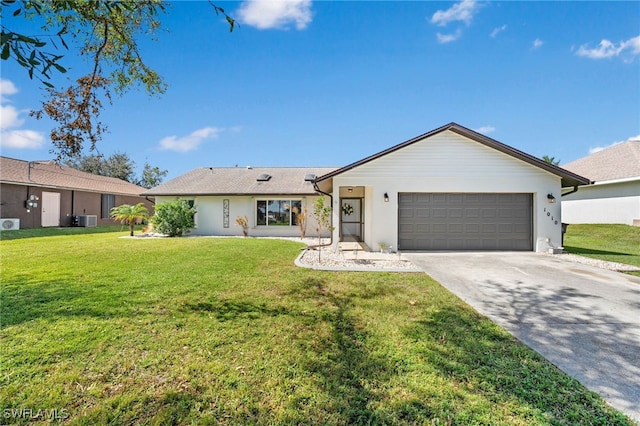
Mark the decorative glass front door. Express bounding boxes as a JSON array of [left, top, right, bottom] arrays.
[[340, 198, 362, 242]]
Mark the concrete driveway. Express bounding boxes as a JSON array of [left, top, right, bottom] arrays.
[[404, 252, 640, 423]]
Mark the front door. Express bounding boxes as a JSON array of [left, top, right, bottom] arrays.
[[41, 191, 61, 227], [340, 198, 362, 242]]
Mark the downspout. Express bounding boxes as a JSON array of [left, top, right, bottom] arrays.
[[559, 185, 579, 247], [307, 181, 333, 249], [145, 196, 155, 205]]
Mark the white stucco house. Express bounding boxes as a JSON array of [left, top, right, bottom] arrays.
[[144, 123, 590, 252], [561, 139, 640, 226]]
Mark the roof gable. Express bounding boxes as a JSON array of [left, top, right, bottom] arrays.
[[562, 140, 640, 182], [316, 122, 590, 188], [0, 156, 148, 195]]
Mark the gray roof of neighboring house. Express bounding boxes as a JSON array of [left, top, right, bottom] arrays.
[[562, 140, 640, 182], [0, 156, 148, 196], [316, 122, 591, 188], [143, 167, 338, 196]]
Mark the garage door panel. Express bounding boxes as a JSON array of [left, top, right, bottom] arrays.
[[416, 224, 430, 233], [432, 208, 447, 218], [465, 208, 480, 217], [398, 193, 532, 251], [465, 224, 480, 233]]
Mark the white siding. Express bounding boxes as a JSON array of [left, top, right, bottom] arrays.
[[562, 180, 640, 225], [331, 130, 563, 252], [155, 195, 329, 238]]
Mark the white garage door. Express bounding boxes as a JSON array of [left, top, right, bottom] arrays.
[[398, 193, 532, 251]]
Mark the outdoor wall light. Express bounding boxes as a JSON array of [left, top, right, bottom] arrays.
[[348, 187, 353, 193], [384, 192, 389, 202], [547, 193, 556, 203]]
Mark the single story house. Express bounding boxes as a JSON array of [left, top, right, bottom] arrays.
[[561, 140, 640, 226], [144, 167, 337, 238], [0, 156, 153, 229], [144, 123, 590, 252]]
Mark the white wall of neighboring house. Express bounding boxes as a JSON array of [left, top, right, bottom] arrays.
[[562, 179, 640, 225], [154, 195, 329, 238], [330, 130, 564, 252]]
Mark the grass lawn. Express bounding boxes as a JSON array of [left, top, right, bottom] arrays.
[[0, 231, 634, 425], [564, 224, 640, 277]]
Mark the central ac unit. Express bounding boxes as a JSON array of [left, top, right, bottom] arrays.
[[77, 215, 97, 227], [1, 218, 20, 230]]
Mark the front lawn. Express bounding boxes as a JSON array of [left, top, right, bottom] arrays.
[[0, 233, 632, 424], [564, 224, 640, 276]]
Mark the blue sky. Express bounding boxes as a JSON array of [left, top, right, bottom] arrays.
[[1, 0, 639, 181]]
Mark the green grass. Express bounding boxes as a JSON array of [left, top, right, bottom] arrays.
[[564, 224, 640, 276], [1, 232, 633, 425], [0, 225, 141, 241]]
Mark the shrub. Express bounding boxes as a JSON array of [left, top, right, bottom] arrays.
[[152, 200, 196, 237]]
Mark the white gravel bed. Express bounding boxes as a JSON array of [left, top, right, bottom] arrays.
[[555, 253, 640, 272], [297, 247, 421, 271]]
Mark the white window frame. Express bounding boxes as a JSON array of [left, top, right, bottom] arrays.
[[255, 198, 303, 227]]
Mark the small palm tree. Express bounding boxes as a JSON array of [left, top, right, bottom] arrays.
[[110, 203, 149, 236]]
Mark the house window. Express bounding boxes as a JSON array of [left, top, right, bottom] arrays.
[[101, 194, 115, 219], [256, 199, 302, 226]]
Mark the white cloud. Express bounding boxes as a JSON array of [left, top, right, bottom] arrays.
[[490, 25, 507, 38], [158, 127, 221, 152], [589, 134, 640, 154], [431, 0, 481, 27], [238, 0, 312, 30], [1, 104, 24, 129], [0, 79, 18, 102], [1, 129, 44, 149], [474, 125, 496, 134], [576, 35, 640, 60], [532, 38, 544, 49], [0, 79, 45, 150], [436, 30, 462, 44]]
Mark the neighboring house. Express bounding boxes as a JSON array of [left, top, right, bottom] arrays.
[[144, 167, 337, 238], [561, 140, 640, 226], [0, 156, 153, 229], [145, 123, 590, 252]]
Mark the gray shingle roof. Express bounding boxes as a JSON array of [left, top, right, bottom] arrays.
[[143, 167, 338, 196], [562, 140, 640, 182], [0, 156, 148, 195]]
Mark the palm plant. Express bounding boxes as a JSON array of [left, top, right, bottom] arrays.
[[110, 203, 149, 236]]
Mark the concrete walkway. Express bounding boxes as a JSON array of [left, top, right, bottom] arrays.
[[404, 252, 640, 423]]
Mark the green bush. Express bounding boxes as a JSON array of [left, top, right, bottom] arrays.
[[152, 199, 196, 237]]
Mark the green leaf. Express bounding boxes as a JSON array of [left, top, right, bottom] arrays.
[[43, 81, 54, 88], [59, 35, 68, 50], [1, 43, 9, 60], [12, 7, 21, 16], [52, 62, 67, 73]]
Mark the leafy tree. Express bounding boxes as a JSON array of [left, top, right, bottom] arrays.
[[138, 162, 168, 189], [110, 202, 149, 236], [65, 152, 167, 186], [542, 155, 561, 166], [152, 199, 195, 237], [1, 0, 235, 159], [311, 196, 332, 262]]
